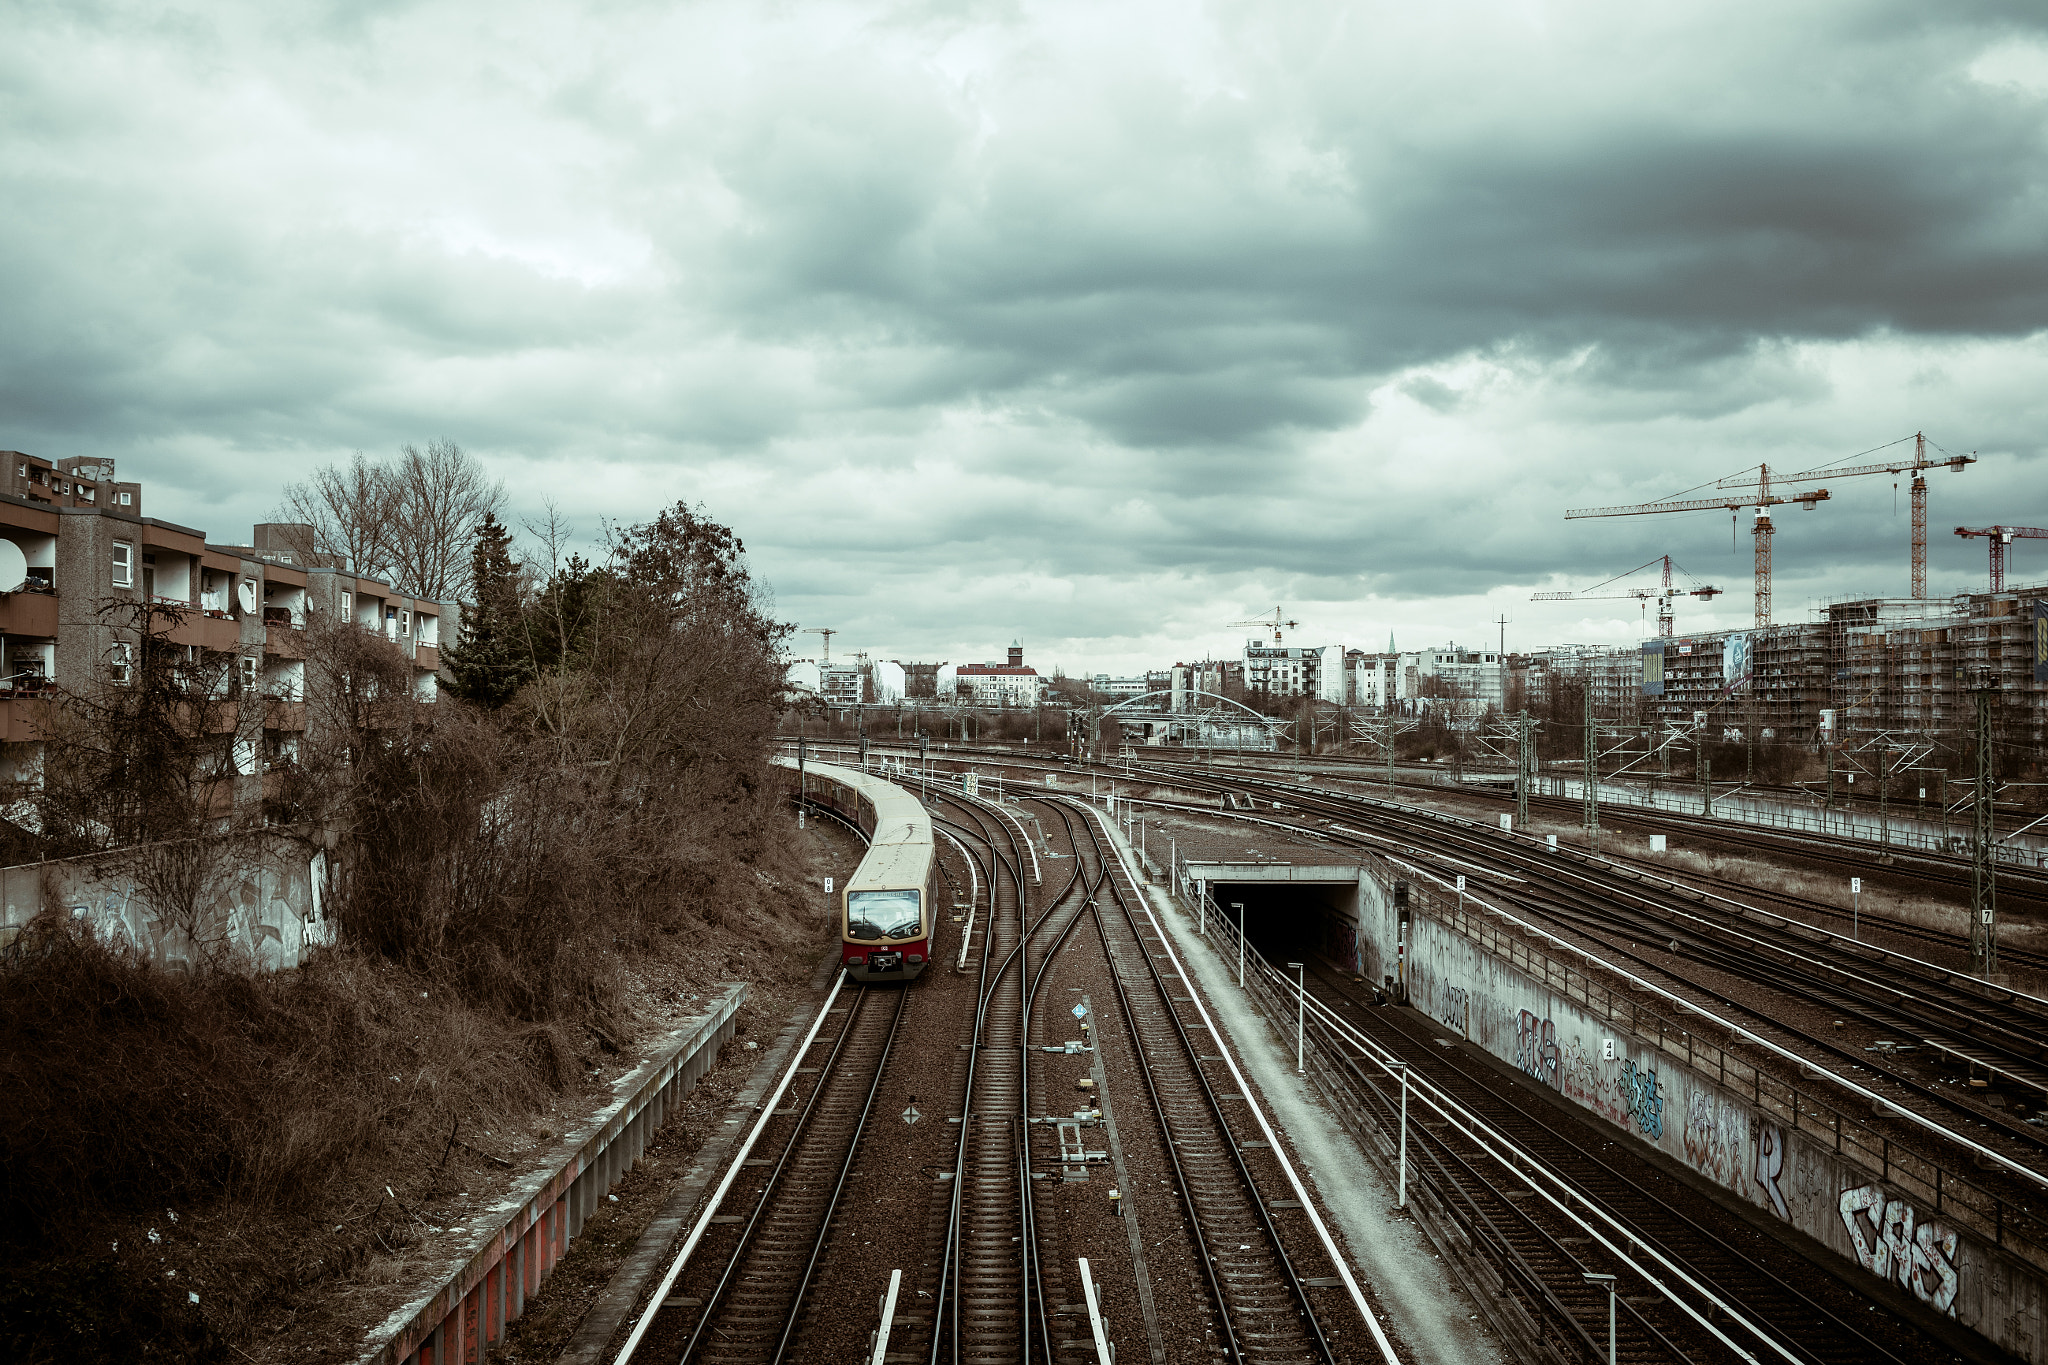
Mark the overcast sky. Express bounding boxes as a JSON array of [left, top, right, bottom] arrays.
[[6, 1, 2048, 675]]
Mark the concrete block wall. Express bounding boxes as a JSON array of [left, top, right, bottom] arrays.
[[0, 835, 331, 971], [357, 983, 747, 1365], [1352, 860, 2048, 1362]]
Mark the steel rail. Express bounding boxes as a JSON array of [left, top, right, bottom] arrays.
[[669, 987, 908, 1362], [1075, 798, 1405, 1365], [612, 969, 848, 1365]]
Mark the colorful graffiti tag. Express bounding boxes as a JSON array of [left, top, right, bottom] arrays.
[[1515, 1009, 1560, 1088], [1839, 1183, 1961, 1316], [1619, 1057, 1663, 1139]]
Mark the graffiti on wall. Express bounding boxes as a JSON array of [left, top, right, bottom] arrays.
[[1430, 981, 1469, 1037], [1619, 1057, 1664, 1139], [1681, 1090, 1746, 1187], [1558, 1035, 1625, 1126], [1839, 1183, 1961, 1316], [4, 840, 328, 973], [1515, 1009, 1560, 1088], [1755, 1122, 1789, 1220]]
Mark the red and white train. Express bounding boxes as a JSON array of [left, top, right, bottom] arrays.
[[775, 756, 937, 983]]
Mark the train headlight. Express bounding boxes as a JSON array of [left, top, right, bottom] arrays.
[[845, 954, 866, 965], [906, 953, 924, 964]]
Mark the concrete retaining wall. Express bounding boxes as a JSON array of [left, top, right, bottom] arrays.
[[357, 982, 747, 1365], [0, 834, 330, 970], [1353, 862, 2048, 1362]]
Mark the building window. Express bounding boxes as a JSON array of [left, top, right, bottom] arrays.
[[119, 491, 132, 506], [238, 655, 258, 690], [340, 590, 352, 617], [111, 541, 134, 588], [399, 609, 411, 637], [108, 643, 133, 686]]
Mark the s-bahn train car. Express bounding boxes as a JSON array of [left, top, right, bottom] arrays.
[[773, 756, 937, 983]]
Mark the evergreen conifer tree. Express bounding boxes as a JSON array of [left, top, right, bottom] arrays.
[[445, 513, 530, 708]]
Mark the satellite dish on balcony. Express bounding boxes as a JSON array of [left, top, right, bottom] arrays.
[[0, 541, 26, 592], [236, 579, 258, 615]]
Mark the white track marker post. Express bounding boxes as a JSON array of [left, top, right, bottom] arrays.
[[1078, 1257, 1114, 1365], [868, 1269, 903, 1365], [1289, 962, 1305, 1074], [1583, 1273, 1616, 1365], [1851, 876, 1861, 940], [1395, 1062, 1409, 1209], [1234, 902, 1245, 989], [613, 971, 847, 1365]]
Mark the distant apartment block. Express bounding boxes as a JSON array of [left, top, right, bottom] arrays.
[[956, 642, 1044, 707]]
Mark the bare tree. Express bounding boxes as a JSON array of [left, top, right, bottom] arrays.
[[386, 440, 505, 603], [273, 452, 394, 578]]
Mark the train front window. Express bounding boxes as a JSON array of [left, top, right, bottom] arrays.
[[847, 890, 921, 941]]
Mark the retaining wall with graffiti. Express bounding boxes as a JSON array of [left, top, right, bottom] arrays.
[[1353, 863, 2045, 1362], [0, 835, 331, 972]]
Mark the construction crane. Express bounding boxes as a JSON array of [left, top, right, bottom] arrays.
[[1719, 433, 1973, 600], [1529, 555, 1722, 638], [1567, 433, 1975, 629], [1955, 525, 2048, 592], [1567, 472, 1828, 629], [804, 626, 836, 664], [1229, 607, 1300, 644]]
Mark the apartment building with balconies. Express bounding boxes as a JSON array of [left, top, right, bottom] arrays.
[[0, 462, 457, 811]]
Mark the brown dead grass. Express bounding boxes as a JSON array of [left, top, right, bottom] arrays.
[[0, 808, 833, 1365]]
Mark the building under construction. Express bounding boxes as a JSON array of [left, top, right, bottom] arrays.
[[1626, 581, 2048, 771]]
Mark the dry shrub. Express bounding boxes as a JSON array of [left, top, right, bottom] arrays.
[[0, 921, 549, 1250]]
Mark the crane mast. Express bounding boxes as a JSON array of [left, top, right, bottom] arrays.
[[1956, 525, 2048, 592]]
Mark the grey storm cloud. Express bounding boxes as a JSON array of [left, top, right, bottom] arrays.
[[3, 0, 2048, 669]]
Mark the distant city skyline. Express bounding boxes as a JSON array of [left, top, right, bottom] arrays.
[[6, 2, 2046, 678]]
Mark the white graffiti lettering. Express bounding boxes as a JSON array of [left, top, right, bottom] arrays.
[[1838, 1183, 1960, 1316], [1754, 1122, 1788, 1220], [1515, 1009, 1559, 1089]]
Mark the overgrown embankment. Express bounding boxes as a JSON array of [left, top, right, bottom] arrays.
[[0, 499, 812, 1363]]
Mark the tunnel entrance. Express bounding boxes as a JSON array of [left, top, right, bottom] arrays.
[[1186, 862, 1364, 977]]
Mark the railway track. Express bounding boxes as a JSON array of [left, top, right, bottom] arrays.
[[652, 984, 909, 1363], [1067, 803, 1340, 1365], [1292, 955, 1962, 1365], [928, 794, 1045, 1365], [784, 745, 2046, 1360], [1148, 749, 2048, 914]]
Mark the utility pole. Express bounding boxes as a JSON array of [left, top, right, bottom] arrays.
[[1515, 709, 1533, 831], [1878, 741, 1889, 849], [1582, 680, 1599, 851], [1745, 687, 1756, 787], [1971, 672, 1999, 976], [1648, 716, 1660, 808], [1699, 738, 1712, 817], [1495, 613, 1510, 722]]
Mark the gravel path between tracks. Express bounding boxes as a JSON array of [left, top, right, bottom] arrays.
[[1099, 821, 1503, 1365]]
